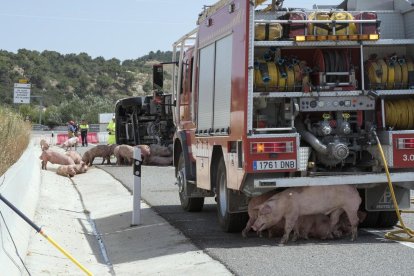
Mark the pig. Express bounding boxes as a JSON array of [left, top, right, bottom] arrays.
[[40, 139, 49, 151], [114, 145, 134, 165], [66, 151, 82, 164], [336, 211, 367, 237], [70, 161, 88, 174], [251, 185, 361, 244], [61, 137, 79, 151], [146, 155, 173, 166], [149, 144, 173, 157], [39, 150, 75, 170], [242, 191, 278, 238], [292, 214, 334, 241], [137, 145, 151, 162], [56, 165, 77, 178], [82, 144, 117, 166]]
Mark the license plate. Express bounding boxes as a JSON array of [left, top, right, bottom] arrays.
[[253, 160, 296, 171]]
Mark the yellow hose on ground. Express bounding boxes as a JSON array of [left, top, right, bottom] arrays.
[[374, 132, 414, 242], [40, 230, 93, 275]]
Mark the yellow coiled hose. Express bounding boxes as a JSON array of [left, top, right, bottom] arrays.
[[385, 99, 414, 129], [366, 56, 414, 89], [374, 131, 414, 242]]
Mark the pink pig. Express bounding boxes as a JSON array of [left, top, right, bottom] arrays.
[[252, 185, 361, 244], [242, 191, 278, 238], [66, 151, 83, 164], [39, 150, 75, 170], [56, 165, 77, 178]]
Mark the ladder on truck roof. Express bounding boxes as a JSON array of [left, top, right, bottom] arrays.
[[172, 28, 198, 126]]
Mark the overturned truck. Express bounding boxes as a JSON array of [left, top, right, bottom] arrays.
[[114, 74, 175, 147], [155, 0, 414, 232]]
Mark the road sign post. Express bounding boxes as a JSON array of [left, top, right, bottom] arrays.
[[132, 147, 142, 226]]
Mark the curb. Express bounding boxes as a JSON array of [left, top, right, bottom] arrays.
[[0, 141, 41, 275]]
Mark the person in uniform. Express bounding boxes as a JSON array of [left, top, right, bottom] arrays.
[[67, 121, 76, 138], [79, 119, 89, 147], [107, 115, 116, 145]]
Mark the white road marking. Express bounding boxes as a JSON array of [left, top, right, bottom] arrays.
[[363, 228, 414, 249]]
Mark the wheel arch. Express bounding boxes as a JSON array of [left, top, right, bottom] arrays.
[[174, 131, 195, 180]]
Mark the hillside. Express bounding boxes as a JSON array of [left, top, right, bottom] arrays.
[[0, 49, 172, 126]]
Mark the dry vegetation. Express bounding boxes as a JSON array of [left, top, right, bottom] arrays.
[[0, 106, 31, 176]]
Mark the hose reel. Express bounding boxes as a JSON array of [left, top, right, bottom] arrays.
[[312, 49, 356, 91], [366, 55, 414, 90]]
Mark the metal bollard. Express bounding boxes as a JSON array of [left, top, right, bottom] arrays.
[[132, 147, 142, 226]]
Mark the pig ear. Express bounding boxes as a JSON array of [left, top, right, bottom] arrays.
[[260, 205, 272, 215]]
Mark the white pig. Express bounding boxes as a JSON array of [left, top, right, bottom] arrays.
[[61, 137, 78, 151]]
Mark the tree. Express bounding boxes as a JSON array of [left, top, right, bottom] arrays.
[[96, 75, 113, 94], [44, 105, 61, 128]]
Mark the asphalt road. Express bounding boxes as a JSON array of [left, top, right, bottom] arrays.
[[95, 163, 414, 276], [34, 132, 414, 275]]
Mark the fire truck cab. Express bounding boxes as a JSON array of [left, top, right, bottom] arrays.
[[156, 0, 414, 232]]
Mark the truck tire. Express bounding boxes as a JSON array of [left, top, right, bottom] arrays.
[[377, 211, 399, 228], [358, 189, 381, 228], [177, 153, 204, 212], [216, 157, 248, 232], [358, 211, 380, 228]]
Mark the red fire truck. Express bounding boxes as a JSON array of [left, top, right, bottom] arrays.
[[154, 0, 414, 232]]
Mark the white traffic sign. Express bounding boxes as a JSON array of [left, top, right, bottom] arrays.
[[13, 83, 31, 104], [14, 83, 31, 89]]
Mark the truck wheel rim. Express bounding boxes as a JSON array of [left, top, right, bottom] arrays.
[[177, 169, 185, 193], [218, 172, 227, 217]]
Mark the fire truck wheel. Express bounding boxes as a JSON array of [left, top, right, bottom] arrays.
[[216, 157, 248, 233], [358, 211, 380, 228], [377, 211, 399, 228], [177, 153, 204, 212]]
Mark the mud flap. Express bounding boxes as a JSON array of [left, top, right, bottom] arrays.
[[365, 185, 411, 211]]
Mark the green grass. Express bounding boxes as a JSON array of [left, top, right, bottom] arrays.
[[0, 106, 31, 177]]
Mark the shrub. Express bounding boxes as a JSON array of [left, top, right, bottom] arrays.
[[0, 105, 31, 177]]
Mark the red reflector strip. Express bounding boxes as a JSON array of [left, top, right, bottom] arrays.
[[251, 142, 293, 154], [397, 138, 414, 149]]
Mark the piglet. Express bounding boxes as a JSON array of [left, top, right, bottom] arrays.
[[56, 165, 77, 178], [292, 214, 334, 241], [39, 150, 75, 170]]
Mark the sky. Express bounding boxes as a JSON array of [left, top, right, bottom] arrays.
[[0, 0, 341, 61]]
